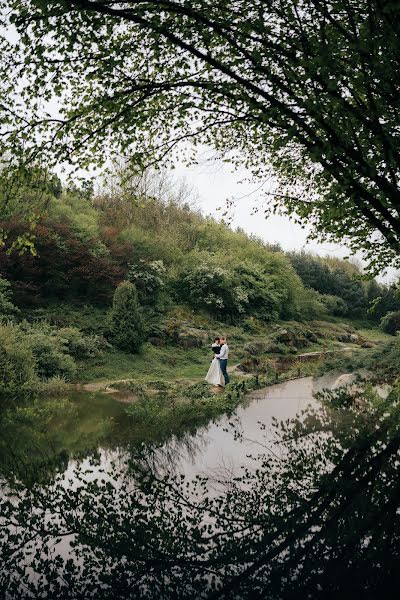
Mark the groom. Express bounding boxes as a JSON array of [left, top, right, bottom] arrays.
[[216, 336, 230, 385]]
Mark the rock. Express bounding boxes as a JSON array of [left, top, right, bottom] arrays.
[[337, 333, 351, 342], [361, 341, 375, 348], [305, 330, 319, 343], [239, 357, 260, 373], [243, 341, 266, 355], [337, 332, 366, 345], [289, 346, 298, 354], [276, 328, 290, 341], [178, 327, 208, 348], [179, 336, 203, 349], [275, 327, 311, 348], [148, 336, 165, 347], [337, 333, 357, 343], [350, 333, 361, 343], [266, 343, 285, 354], [295, 336, 309, 348]]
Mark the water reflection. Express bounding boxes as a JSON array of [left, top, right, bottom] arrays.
[[0, 373, 347, 487], [1, 373, 399, 598], [127, 374, 343, 484]]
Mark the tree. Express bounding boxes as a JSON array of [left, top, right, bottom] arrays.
[[0, 162, 63, 252], [0, 163, 62, 221], [0, 323, 38, 405], [380, 310, 400, 335], [0, 219, 124, 305], [369, 283, 400, 321], [108, 281, 145, 352], [127, 259, 167, 308], [1, 1, 400, 271], [288, 251, 372, 317]]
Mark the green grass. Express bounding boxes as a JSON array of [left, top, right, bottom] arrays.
[[79, 335, 251, 383], [355, 327, 393, 342], [80, 344, 213, 383], [78, 321, 385, 385]]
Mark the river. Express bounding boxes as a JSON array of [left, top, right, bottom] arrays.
[[51, 371, 354, 493], [3, 371, 395, 598]]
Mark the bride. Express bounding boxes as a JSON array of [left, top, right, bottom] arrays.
[[205, 337, 225, 386]]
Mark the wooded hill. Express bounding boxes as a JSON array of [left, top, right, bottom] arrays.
[[1, 171, 397, 329], [1, 169, 400, 401]]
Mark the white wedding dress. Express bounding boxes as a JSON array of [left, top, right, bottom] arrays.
[[205, 357, 225, 386]]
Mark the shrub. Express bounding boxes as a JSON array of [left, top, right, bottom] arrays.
[[0, 323, 38, 405], [0, 277, 19, 319], [320, 294, 349, 317], [57, 327, 104, 359], [27, 332, 77, 380], [30, 303, 109, 335], [108, 281, 145, 352], [127, 259, 167, 308], [37, 375, 70, 397], [293, 287, 326, 320], [175, 257, 305, 322], [232, 263, 283, 321], [18, 321, 105, 377], [0, 219, 123, 306], [176, 263, 234, 316], [380, 311, 400, 335]]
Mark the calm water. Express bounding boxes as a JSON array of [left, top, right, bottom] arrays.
[[3, 371, 383, 596], [56, 372, 352, 490]]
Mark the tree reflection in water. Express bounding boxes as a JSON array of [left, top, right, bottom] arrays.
[[1, 383, 400, 599]]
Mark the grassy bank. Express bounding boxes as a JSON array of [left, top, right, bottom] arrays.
[[78, 315, 388, 385]]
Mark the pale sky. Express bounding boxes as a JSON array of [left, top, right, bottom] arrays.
[[173, 158, 398, 283], [175, 160, 355, 257]]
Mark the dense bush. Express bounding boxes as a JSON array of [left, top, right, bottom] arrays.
[[26, 332, 77, 380], [288, 251, 380, 318], [289, 287, 324, 320], [127, 259, 167, 308], [380, 311, 400, 335], [176, 262, 237, 316], [18, 322, 103, 381], [320, 294, 349, 317], [0, 220, 124, 306], [108, 281, 145, 352], [369, 285, 400, 321], [28, 304, 109, 335], [175, 256, 305, 322], [1, 173, 389, 326], [0, 318, 105, 404], [0, 323, 38, 405], [0, 277, 19, 319], [56, 327, 105, 359], [232, 262, 284, 321]]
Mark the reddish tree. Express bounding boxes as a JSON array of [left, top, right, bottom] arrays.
[[0, 220, 125, 306]]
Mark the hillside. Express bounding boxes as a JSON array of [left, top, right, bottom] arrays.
[[1, 169, 399, 402]]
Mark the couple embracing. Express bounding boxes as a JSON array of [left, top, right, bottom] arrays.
[[205, 336, 230, 387]]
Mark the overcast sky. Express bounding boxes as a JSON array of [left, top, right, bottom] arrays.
[[172, 158, 399, 283], [175, 160, 354, 256]]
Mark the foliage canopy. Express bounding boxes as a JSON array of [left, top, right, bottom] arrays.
[[1, 1, 400, 271]]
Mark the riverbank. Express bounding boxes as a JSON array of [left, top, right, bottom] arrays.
[[0, 352, 330, 486], [1, 315, 393, 487], [74, 316, 390, 385]]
